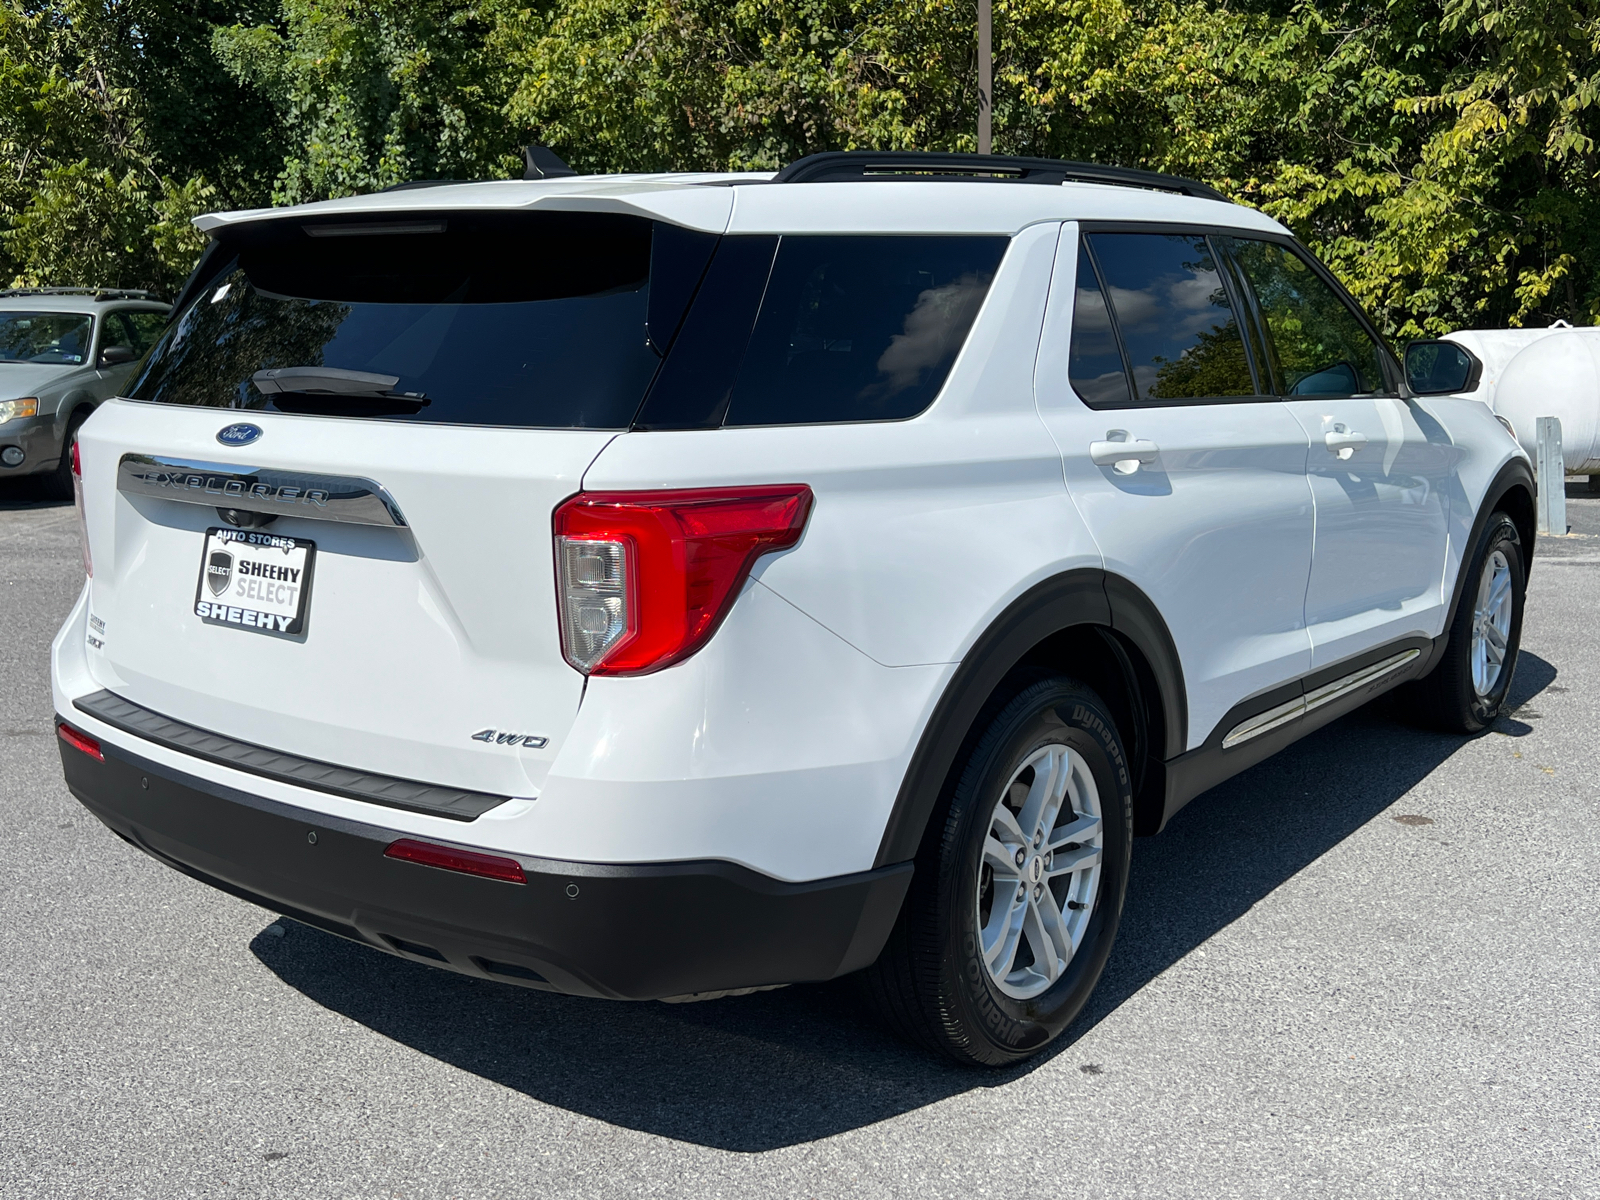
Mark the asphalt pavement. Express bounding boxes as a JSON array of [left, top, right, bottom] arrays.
[[1, 476, 1596, 1199]]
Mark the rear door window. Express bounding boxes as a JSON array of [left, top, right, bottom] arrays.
[[127, 212, 670, 428], [1080, 232, 1256, 403]]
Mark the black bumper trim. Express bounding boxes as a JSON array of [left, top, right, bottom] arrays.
[[73, 689, 510, 821], [58, 720, 913, 1000]]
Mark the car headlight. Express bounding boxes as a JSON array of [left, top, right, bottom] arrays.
[[0, 397, 39, 423]]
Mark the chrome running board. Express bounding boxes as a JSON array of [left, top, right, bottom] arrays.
[[1221, 649, 1421, 750]]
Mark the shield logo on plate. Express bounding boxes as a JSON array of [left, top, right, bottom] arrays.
[[206, 550, 233, 596]]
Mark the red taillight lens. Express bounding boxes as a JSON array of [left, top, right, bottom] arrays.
[[383, 838, 527, 884], [71, 439, 91, 578], [57, 722, 103, 760], [553, 485, 813, 675]]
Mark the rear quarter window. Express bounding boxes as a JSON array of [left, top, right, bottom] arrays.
[[723, 236, 1007, 426]]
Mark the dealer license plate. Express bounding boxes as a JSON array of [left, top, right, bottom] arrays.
[[194, 527, 316, 638]]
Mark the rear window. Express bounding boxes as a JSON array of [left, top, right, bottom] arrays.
[[127, 213, 682, 428]]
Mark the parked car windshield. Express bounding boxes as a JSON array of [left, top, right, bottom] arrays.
[[0, 312, 94, 365], [126, 212, 669, 428]]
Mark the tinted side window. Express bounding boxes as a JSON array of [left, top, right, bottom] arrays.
[[1225, 238, 1394, 397], [102, 312, 137, 352], [632, 236, 778, 431], [722, 235, 1006, 426], [1068, 244, 1132, 406], [1086, 232, 1254, 401], [123, 310, 168, 353]]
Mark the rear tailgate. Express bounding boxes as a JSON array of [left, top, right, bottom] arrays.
[[76, 399, 609, 798]]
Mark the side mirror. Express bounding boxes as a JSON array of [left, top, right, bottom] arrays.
[[1404, 339, 1482, 395], [98, 345, 136, 367]]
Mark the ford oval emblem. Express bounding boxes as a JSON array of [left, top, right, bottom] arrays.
[[216, 423, 263, 447]]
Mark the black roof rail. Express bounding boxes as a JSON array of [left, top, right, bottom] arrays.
[[771, 151, 1230, 203], [0, 286, 165, 302], [378, 179, 471, 193], [375, 145, 577, 193]]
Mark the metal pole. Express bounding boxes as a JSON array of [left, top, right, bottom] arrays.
[[1536, 416, 1567, 535], [977, 0, 992, 154]]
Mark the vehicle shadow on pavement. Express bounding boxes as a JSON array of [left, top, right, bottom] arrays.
[[0, 479, 66, 510], [252, 654, 1556, 1152]]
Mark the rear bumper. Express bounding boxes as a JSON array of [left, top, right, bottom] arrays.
[[58, 722, 912, 1000]]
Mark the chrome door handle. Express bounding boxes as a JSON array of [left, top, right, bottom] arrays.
[[1324, 428, 1368, 455], [1089, 436, 1160, 468]]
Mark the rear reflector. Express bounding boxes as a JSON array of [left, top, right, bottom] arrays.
[[383, 838, 526, 884], [57, 722, 103, 760], [71, 439, 92, 578]]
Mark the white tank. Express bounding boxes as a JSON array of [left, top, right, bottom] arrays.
[[1445, 324, 1600, 473]]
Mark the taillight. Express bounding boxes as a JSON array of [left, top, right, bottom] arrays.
[[553, 485, 814, 676], [383, 838, 526, 884], [57, 722, 103, 760], [71, 439, 91, 578]]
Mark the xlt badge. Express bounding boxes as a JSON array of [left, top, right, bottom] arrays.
[[472, 728, 548, 749]]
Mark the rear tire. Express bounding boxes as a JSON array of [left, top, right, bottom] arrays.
[[862, 677, 1133, 1066], [1410, 512, 1525, 733], [39, 411, 86, 502]]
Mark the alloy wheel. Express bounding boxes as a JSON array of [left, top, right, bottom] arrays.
[[975, 742, 1104, 1000], [1471, 549, 1513, 698]]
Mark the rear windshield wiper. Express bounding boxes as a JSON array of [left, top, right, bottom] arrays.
[[251, 366, 429, 413]]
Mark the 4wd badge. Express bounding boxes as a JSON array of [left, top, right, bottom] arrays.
[[471, 728, 549, 749]]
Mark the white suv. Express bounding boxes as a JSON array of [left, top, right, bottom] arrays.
[[52, 152, 1534, 1066]]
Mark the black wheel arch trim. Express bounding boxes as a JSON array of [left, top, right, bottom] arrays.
[[1441, 457, 1536, 636], [873, 569, 1187, 867]]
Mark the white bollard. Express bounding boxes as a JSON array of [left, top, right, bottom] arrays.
[[1536, 416, 1567, 535]]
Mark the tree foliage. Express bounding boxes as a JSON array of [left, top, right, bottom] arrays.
[[3, 0, 1600, 331]]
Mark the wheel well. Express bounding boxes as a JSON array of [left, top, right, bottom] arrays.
[[1000, 624, 1168, 837], [1498, 481, 1535, 553], [875, 570, 1180, 867]]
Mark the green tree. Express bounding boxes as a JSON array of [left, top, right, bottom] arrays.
[[493, 0, 1600, 332], [213, 0, 519, 204], [0, 0, 275, 292], [6, 0, 1600, 333]]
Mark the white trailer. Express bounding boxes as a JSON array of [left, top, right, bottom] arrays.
[[1437, 323, 1600, 485]]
